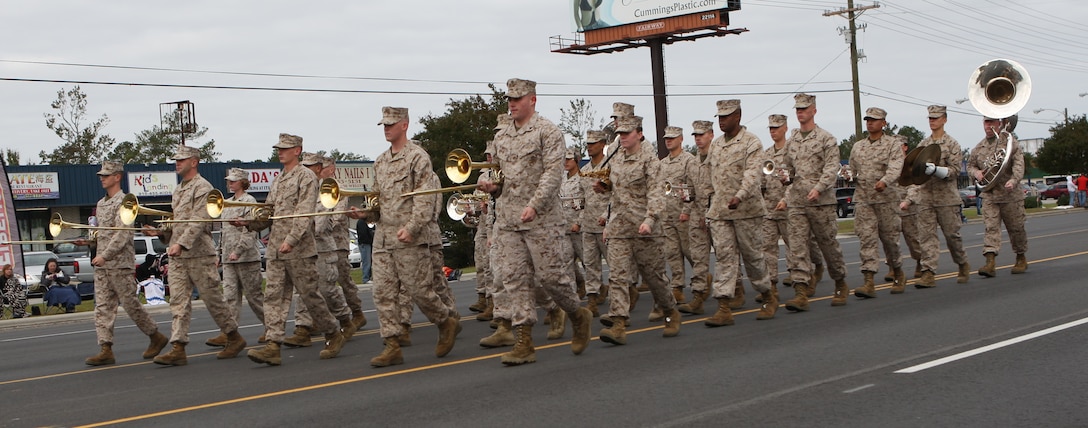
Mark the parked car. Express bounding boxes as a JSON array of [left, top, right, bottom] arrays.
[[348, 229, 361, 268], [21, 251, 93, 300], [51, 242, 94, 284], [133, 234, 168, 265], [1041, 183, 1070, 200], [835, 187, 856, 218], [959, 189, 978, 208]]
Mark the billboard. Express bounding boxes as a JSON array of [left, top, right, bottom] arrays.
[[573, 0, 739, 32], [128, 172, 178, 197]]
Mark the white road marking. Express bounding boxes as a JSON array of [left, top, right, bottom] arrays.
[[895, 316, 1088, 374], [844, 384, 875, 393]]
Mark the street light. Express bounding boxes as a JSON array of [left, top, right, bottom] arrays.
[[1032, 107, 1068, 125]]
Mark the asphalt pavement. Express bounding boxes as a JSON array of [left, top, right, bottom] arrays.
[[2, 208, 1088, 427]]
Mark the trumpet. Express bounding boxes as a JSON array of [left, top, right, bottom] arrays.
[[49, 213, 142, 238], [320, 178, 379, 210], [663, 181, 693, 202], [762, 160, 792, 183], [837, 164, 855, 182], [446, 148, 500, 184], [559, 195, 586, 210], [120, 193, 173, 226], [206, 189, 273, 218], [446, 192, 489, 226]]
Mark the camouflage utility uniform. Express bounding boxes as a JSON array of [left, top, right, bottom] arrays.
[[848, 134, 904, 274]]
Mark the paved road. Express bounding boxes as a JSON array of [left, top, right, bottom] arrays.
[[2, 209, 1087, 427]]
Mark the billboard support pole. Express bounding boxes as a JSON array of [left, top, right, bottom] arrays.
[[649, 38, 669, 159]]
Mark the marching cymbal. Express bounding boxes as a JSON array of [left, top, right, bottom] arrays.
[[898, 144, 941, 187]]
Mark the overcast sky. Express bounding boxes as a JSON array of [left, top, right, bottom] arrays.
[[2, 0, 1086, 165]]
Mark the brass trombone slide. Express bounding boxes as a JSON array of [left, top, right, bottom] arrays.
[[120, 193, 174, 226], [401, 183, 481, 198], [1, 239, 82, 245], [320, 178, 379, 210], [49, 213, 143, 238], [156, 206, 273, 223]]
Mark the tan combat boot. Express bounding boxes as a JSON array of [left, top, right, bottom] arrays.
[[1011, 253, 1028, 274], [914, 262, 923, 279], [546, 308, 567, 340], [283, 326, 313, 348], [672, 287, 686, 304], [476, 297, 494, 321], [883, 268, 895, 282], [756, 290, 778, 320], [957, 262, 971, 284], [785, 283, 810, 312], [480, 319, 515, 348], [586, 293, 601, 318], [678, 290, 707, 315], [204, 332, 228, 347], [812, 263, 825, 285], [399, 324, 413, 346], [154, 342, 188, 366], [628, 285, 640, 311], [339, 316, 359, 342], [705, 298, 735, 327], [804, 275, 818, 297], [370, 337, 404, 367], [893, 267, 906, 290], [915, 270, 936, 289], [247, 341, 282, 366], [569, 307, 592, 355], [648, 306, 665, 322], [143, 331, 169, 359], [469, 293, 488, 313], [435, 316, 459, 357], [831, 279, 848, 306], [85, 343, 115, 366], [501, 325, 536, 365], [979, 253, 997, 277], [728, 282, 746, 310], [319, 330, 345, 359], [599, 315, 631, 328], [599, 317, 628, 345], [662, 308, 682, 337], [351, 310, 368, 331], [217, 330, 247, 359], [853, 272, 877, 299]]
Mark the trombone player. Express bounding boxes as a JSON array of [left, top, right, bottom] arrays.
[[208, 167, 266, 347], [968, 115, 1027, 277]]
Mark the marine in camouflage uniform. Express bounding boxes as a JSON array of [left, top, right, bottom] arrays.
[[83, 161, 168, 366], [705, 100, 777, 325], [848, 108, 905, 298], [479, 79, 592, 364], [778, 93, 850, 311], [677, 120, 715, 315], [321, 157, 369, 331], [579, 130, 612, 316], [213, 168, 266, 346], [597, 114, 680, 345], [658, 126, 698, 303], [903, 106, 969, 286], [560, 148, 588, 299], [967, 116, 1028, 277], [245, 135, 345, 366]]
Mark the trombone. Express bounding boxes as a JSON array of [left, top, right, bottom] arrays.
[[206, 189, 273, 218], [446, 148, 499, 184], [156, 206, 274, 224], [120, 193, 174, 226], [49, 213, 142, 238], [320, 178, 379, 210]]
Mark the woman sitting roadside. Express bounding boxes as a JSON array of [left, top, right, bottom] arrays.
[[42, 258, 80, 313], [2, 264, 29, 318]]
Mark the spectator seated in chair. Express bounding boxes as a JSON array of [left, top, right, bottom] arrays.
[[135, 254, 168, 305], [41, 258, 80, 313]]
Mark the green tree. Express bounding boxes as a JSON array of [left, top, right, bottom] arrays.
[[3, 148, 20, 166], [412, 85, 508, 268], [314, 149, 371, 162], [1036, 115, 1088, 175], [40, 86, 116, 164], [558, 98, 606, 160]]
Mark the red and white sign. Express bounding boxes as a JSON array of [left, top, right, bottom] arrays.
[[7, 172, 60, 200]]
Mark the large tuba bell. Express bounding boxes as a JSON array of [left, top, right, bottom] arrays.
[[967, 58, 1031, 192], [120, 194, 174, 226], [446, 148, 500, 184], [319, 178, 379, 210]]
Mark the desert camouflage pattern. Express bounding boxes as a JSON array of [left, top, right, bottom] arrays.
[[907, 133, 964, 207], [709, 217, 771, 297], [93, 192, 135, 269], [93, 267, 158, 345], [707, 127, 766, 221], [762, 145, 789, 220], [605, 237, 675, 319], [781, 126, 840, 207], [786, 205, 847, 284], [968, 135, 1027, 254], [850, 134, 904, 272], [660, 151, 698, 289], [604, 143, 666, 238]]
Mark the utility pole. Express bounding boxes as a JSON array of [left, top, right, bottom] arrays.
[[824, 1, 880, 140]]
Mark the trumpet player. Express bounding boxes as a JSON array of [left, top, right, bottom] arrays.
[[848, 108, 905, 299], [81, 161, 168, 366], [208, 167, 266, 348], [579, 130, 611, 317], [658, 125, 698, 308], [145, 145, 245, 365], [968, 116, 1027, 277], [477, 79, 592, 364], [705, 100, 777, 325], [281, 153, 358, 348], [677, 120, 714, 315], [245, 135, 347, 366], [903, 105, 969, 287], [349, 107, 458, 367], [561, 148, 587, 299]]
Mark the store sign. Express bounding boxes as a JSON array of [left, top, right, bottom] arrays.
[[246, 169, 281, 193], [334, 163, 375, 192], [127, 172, 177, 197], [6, 172, 60, 200]]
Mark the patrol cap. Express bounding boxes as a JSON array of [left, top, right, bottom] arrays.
[[611, 102, 635, 118], [715, 99, 741, 117], [691, 120, 714, 135], [300, 152, 322, 166], [794, 93, 816, 109], [224, 167, 247, 181], [615, 115, 643, 133], [273, 133, 303, 149], [864, 107, 887, 121], [768, 114, 788, 128], [506, 78, 536, 98], [663, 126, 683, 139], [171, 145, 201, 160], [586, 130, 607, 143], [564, 149, 576, 159], [378, 106, 409, 125], [927, 105, 947, 118], [97, 160, 124, 176], [321, 156, 335, 169]]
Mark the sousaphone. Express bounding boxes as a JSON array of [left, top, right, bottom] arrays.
[[967, 58, 1031, 192]]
